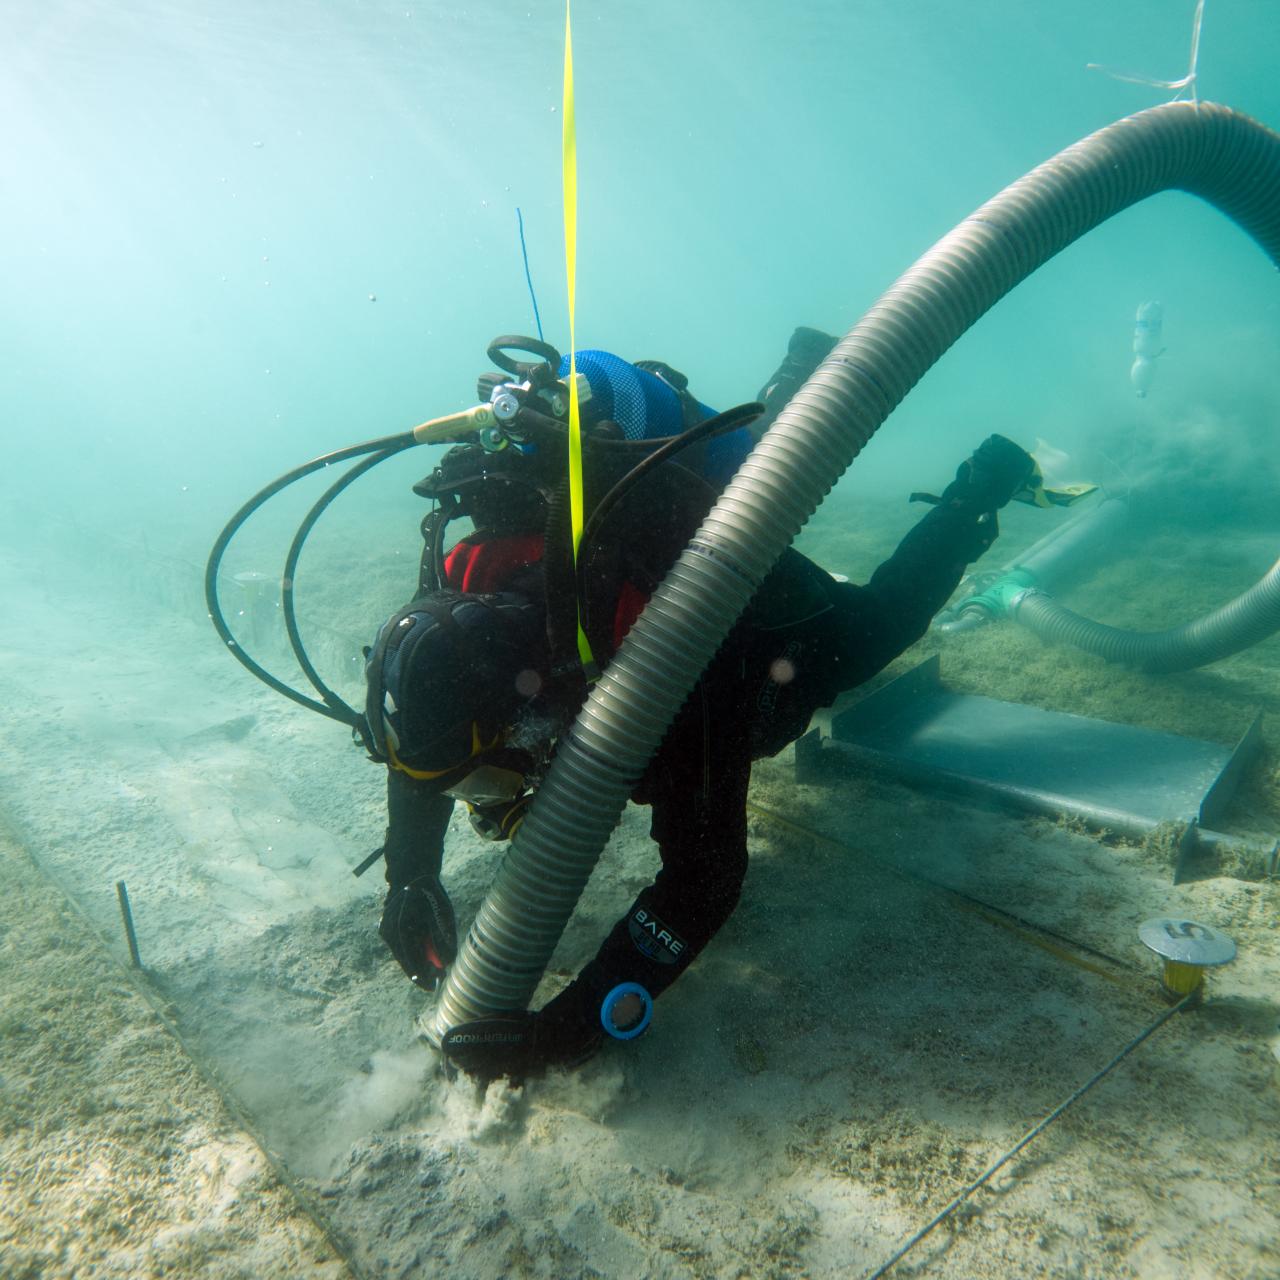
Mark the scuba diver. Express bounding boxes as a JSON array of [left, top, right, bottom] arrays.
[[364, 329, 1039, 1084]]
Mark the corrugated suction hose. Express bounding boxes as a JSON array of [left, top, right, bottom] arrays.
[[1013, 558, 1280, 671], [427, 102, 1280, 1043]]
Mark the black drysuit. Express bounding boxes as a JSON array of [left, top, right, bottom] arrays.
[[382, 494, 1000, 1058]]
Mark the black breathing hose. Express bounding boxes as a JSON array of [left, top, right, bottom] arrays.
[[279, 448, 406, 737], [573, 401, 764, 633], [204, 430, 416, 725], [578, 402, 764, 556]]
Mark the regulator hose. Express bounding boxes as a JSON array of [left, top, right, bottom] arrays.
[[573, 401, 763, 620], [205, 430, 416, 726], [427, 102, 1280, 1042]]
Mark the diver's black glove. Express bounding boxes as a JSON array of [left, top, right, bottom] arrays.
[[940, 435, 1037, 512], [753, 326, 838, 437], [440, 1007, 604, 1085], [380, 874, 457, 991]]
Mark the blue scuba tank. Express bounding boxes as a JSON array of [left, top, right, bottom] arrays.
[[557, 349, 752, 487]]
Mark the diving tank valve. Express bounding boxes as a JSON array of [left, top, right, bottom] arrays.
[[490, 386, 522, 423], [531, 368, 590, 419], [411, 371, 592, 447]]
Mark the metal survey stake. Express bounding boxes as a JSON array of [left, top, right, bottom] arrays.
[[115, 880, 142, 968]]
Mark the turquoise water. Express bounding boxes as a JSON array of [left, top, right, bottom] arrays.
[[5, 0, 1279, 538], [4, 4, 1280, 1277]]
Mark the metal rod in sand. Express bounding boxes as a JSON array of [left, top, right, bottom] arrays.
[[115, 880, 142, 968]]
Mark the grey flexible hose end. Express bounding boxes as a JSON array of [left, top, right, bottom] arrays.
[[426, 103, 1280, 1047], [1013, 556, 1280, 673]]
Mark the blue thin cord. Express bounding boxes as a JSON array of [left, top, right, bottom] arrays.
[[516, 207, 544, 342]]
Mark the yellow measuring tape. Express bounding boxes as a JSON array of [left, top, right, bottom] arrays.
[[562, 1, 595, 672], [746, 800, 1137, 989]]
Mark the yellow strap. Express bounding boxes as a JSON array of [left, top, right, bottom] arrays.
[[562, 0, 595, 671], [386, 723, 498, 781]]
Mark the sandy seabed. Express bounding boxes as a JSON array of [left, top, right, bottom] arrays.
[[1, 498, 1278, 1280]]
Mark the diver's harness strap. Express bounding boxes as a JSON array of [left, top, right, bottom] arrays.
[[634, 360, 704, 430]]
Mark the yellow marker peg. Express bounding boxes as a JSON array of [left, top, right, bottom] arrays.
[[1138, 917, 1236, 1004]]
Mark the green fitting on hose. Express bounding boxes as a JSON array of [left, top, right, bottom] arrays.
[[960, 569, 1037, 620]]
